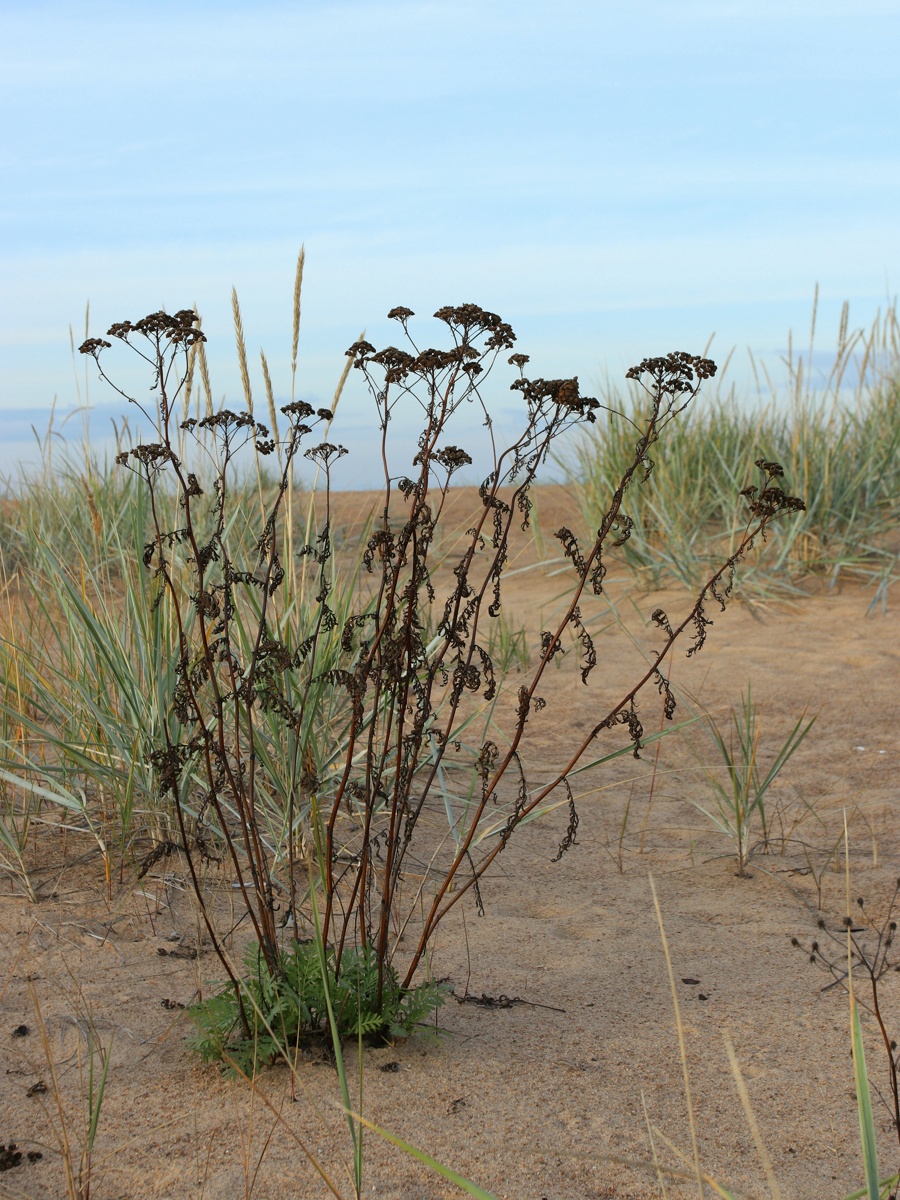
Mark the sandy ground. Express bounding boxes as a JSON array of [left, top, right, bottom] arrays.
[[1, 485, 899, 1200]]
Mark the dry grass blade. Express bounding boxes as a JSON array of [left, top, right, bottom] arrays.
[[723, 1031, 782, 1200], [641, 1087, 669, 1199], [286, 246, 305, 586], [649, 873, 704, 1200], [27, 981, 79, 1199], [643, 1128, 749, 1200]]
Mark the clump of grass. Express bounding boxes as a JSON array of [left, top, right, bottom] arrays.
[[0, 432, 332, 898], [687, 683, 816, 876], [0, 271, 361, 902], [563, 296, 900, 595]]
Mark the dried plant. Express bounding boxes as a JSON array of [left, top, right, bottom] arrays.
[[794, 882, 900, 1161], [79, 304, 805, 1055]]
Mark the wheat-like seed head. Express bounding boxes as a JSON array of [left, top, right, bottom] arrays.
[[260, 349, 279, 443], [291, 245, 305, 395], [184, 340, 197, 417], [331, 328, 361, 417], [232, 286, 253, 415], [80, 476, 103, 539], [191, 306, 214, 418]]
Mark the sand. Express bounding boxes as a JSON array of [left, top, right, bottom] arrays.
[[1, 486, 898, 1200]]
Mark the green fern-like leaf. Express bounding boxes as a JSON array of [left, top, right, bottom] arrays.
[[187, 938, 450, 1075], [356, 1010, 385, 1036]]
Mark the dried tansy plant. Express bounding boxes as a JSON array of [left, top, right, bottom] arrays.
[[79, 304, 805, 1065]]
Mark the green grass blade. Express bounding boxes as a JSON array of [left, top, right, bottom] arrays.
[[308, 834, 362, 1193], [851, 993, 880, 1200], [754, 711, 816, 800], [0, 766, 87, 813], [351, 1112, 500, 1200], [840, 1174, 900, 1200], [86, 1033, 113, 1153]]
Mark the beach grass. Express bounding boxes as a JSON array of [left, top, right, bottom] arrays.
[[561, 294, 900, 598]]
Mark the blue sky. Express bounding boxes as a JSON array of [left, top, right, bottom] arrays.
[[1, 0, 898, 485]]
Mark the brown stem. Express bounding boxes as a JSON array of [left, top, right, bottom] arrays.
[[402, 514, 770, 987]]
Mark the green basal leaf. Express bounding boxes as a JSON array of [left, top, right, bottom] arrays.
[[851, 993, 880, 1200]]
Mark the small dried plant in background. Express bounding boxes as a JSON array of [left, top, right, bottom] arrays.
[[794, 881, 900, 1164]]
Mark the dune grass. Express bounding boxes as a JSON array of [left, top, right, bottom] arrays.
[[562, 294, 900, 597], [0, 406, 361, 901]]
